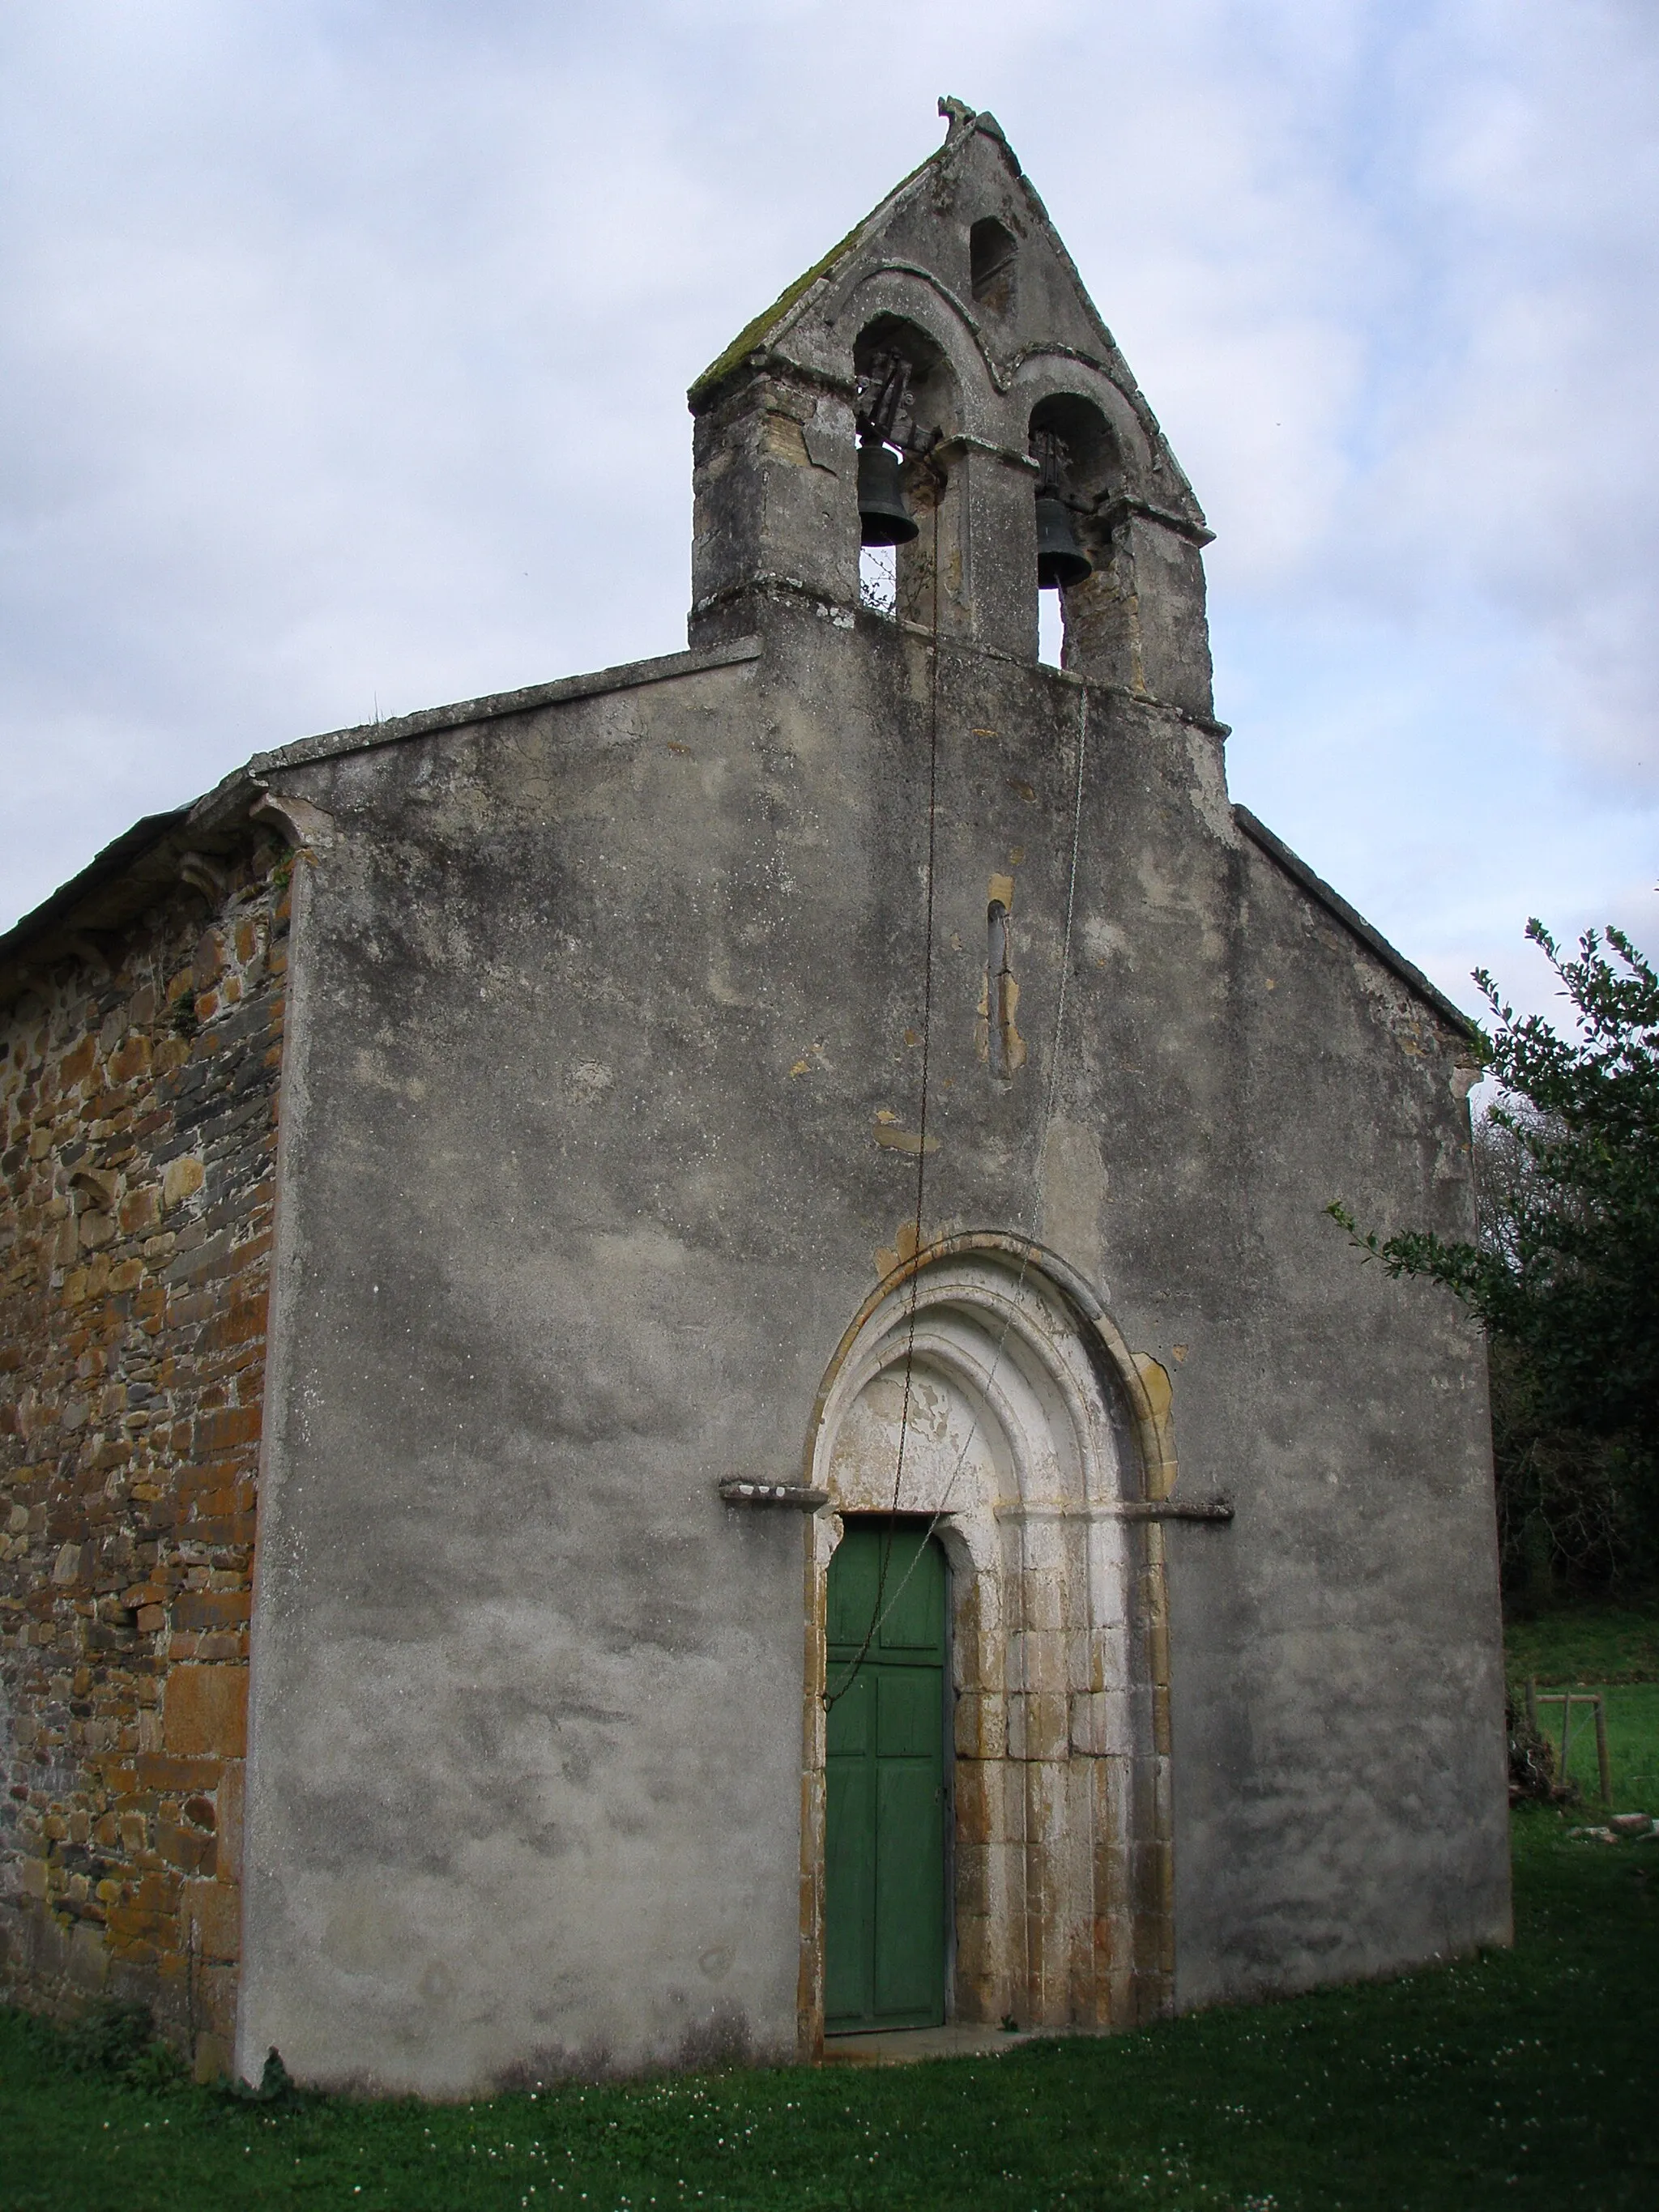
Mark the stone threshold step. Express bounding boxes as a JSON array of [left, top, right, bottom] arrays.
[[820, 2023, 1043, 2065]]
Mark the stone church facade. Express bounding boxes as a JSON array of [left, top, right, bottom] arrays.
[[0, 104, 1508, 2092]]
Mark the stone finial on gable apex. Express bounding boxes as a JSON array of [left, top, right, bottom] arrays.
[[938, 96, 1010, 153]]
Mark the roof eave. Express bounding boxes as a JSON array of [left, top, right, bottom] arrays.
[[0, 781, 270, 1012], [1234, 805, 1480, 1045]]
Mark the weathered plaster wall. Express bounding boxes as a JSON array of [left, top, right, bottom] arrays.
[[240, 599, 1503, 2094], [684, 99, 1508, 2010], [0, 102, 1509, 2107], [1162, 832, 1508, 2005], [0, 843, 288, 2072]]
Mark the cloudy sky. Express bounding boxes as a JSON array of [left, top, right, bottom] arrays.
[[2, 0, 1655, 1021]]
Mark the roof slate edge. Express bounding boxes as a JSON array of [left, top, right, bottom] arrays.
[[1233, 805, 1478, 1042], [0, 639, 762, 991], [687, 117, 985, 408], [246, 637, 762, 778], [0, 811, 191, 978]]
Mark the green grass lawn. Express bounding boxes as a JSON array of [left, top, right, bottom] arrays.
[[1506, 1592, 1659, 1811], [1534, 1681, 1659, 1812], [3, 1806, 1656, 2212], [1503, 1593, 1659, 1686], [4, 1609, 1651, 2212]]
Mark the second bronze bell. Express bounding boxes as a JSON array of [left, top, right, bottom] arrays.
[[1035, 495, 1092, 590], [857, 441, 919, 548]]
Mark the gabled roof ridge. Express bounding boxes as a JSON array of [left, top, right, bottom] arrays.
[[688, 103, 1002, 407], [1001, 168, 1207, 527], [685, 106, 1207, 532], [1234, 805, 1478, 1042]]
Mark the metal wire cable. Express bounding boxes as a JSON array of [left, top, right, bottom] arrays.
[[825, 662, 1090, 1700], [820, 655, 1102, 2010], [825, 494, 943, 1705]]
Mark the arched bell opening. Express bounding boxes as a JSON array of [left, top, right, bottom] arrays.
[[1027, 395, 1119, 671], [798, 1245, 1173, 2054], [853, 317, 960, 627]]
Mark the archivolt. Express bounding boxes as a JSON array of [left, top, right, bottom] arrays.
[[796, 1238, 1176, 2049], [801, 1232, 1178, 1502]]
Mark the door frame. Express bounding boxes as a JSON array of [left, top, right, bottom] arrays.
[[795, 1234, 1179, 2060]]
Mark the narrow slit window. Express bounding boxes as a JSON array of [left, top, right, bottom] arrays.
[[970, 218, 1017, 312], [987, 900, 1012, 1078]]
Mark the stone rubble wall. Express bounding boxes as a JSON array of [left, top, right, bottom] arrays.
[[0, 837, 288, 2075]]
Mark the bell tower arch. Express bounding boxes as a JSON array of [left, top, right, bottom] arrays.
[[686, 96, 1215, 710]]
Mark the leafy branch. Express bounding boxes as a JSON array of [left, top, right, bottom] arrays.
[[1332, 919, 1659, 1589]]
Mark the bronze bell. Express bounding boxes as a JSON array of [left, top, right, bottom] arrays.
[[1035, 494, 1092, 590], [858, 439, 919, 547]]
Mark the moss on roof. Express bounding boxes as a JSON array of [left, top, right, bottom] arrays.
[[688, 144, 943, 407]]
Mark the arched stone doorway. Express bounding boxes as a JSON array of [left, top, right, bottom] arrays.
[[798, 1242, 1175, 2052]]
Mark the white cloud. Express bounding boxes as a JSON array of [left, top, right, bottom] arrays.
[[1, 0, 1655, 1023]]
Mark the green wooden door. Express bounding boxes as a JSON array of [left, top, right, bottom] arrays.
[[825, 1523, 948, 2031]]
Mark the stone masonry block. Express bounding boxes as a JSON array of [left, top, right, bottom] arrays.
[[1068, 1689, 1132, 1758], [119, 1186, 161, 1235], [1005, 1628, 1066, 1692], [1017, 1570, 1064, 1634], [1006, 1690, 1068, 1762], [192, 1404, 261, 1455], [953, 1839, 994, 1920], [215, 1759, 244, 1881], [951, 1912, 1004, 2017], [953, 1689, 1006, 1759], [953, 1758, 1000, 1846], [164, 1666, 246, 1758], [182, 1877, 241, 1963], [161, 1156, 204, 1212]]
